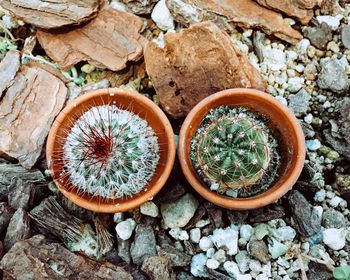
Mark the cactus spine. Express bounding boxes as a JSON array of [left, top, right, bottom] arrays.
[[62, 105, 160, 199], [190, 106, 280, 197]]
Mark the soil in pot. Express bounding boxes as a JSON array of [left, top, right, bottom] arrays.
[[190, 105, 283, 198]]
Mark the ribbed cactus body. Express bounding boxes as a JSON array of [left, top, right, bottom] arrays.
[[63, 105, 159, 199], [190, 106, 280, 197]]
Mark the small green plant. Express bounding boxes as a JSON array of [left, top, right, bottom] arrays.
[[334, 266, 350, 280], [61, 105, 160, 199], [190, 106, 280, 197], [0, 36, 17, 59]]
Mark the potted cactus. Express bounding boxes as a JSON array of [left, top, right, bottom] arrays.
[[178, 88, 306, 210], [46, 88, 176, 213]]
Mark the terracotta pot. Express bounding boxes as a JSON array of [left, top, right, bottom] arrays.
[[178, 88, 306, 210], [46, 88, 176, 213]]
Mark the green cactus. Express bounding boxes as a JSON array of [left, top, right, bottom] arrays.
[[190, 106, 280, 197], [62, 105, 160, 199]]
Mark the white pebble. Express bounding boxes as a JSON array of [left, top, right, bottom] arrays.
[[190, 228, 201, 243], [151, 0, 175, 31], [196, 219, 211, 228], [323, 228, 346, 250], [329, 196, 343, 208], [316, 15, 343, 30], [224, 261, 240, 278], [199, 236, 214, 251], [240, 224, 253, 241], [206, 248, 216, 258], [169, 228, 189, 240], [206, 258, 220, 269], [275, 96, 288, 106], [304, 114, 313, 124], [191, 253, 208, 277], [211, 226, 238, 255], [115, 218, 136, 240]]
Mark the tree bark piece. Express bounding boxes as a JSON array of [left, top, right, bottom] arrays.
[[0, 51, 67, 169], [144, 21, 267, 119], [166, 0, 302, 44], [254, 0, 319, 24], [0, 235, 133, 280], [0, 0, 100, 29], [37, 8, 148, 71]]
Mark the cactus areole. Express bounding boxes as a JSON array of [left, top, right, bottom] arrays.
[[190, 106, 281, 198]]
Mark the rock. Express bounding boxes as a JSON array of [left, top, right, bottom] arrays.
[[306, 139, 321, 151], [4, 208, 31, 251], [206, 258, 220, 269], [116, 218, 137, 241], [0, 51, 67, 169], [342, 25, 350, 49], [274, 226, 296, 242], [288, 190, 321, 237], [145, 21, 266, 118], [322, 209, 346, 229], [130, 224, 157, 265], [117, 236, 131, 264], [141, 256, 176, 280], [190, 253, 208, 277], [254, 0, 317, 24], [211, 226, 238, 255], [140, 201, 159, 217], [317, 58, 349, 93], [268, 239, 288, 259], [121, 0, 158, 14], [0, 203, 14, 235], [158, 244, 192, 266], [303, 22, 333, 50], [316, 15, 343, 31], [0, 0, 99, 29], [223, 261, 240, 278], [7, 178, 46, 210], [37, 8, 147, 72], [235, 251, 251, 273], [190, 228, 201, 243], [248, 240, 270, 264], [0, 49, 20, 99], [151, 0, 174, 31], [308, 262, 333, 280], [240, 225, 253, 241], [161, 193, 199, 228], [213, 249, 226, 263], [165, 0, 302, 44], [254, 224, 270, 240], [199, 236, 214, 251], [249, 208, 285, 223], [288, 89, 310, 116], [323, 228, 346, 250], [253, 31, 266, 62], [169, 228, 189, 240], [287, 77, 304, 93], [0, 235, 133, 280]]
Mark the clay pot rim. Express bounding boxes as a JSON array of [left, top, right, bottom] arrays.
[[46, 88, 176, 213], [178, 88, 306, 210]]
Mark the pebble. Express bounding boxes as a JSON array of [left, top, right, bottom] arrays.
[[195, 219, 211, 228], [248, 240, 270, 264], [275, 226, 296, 241], [206, 248, 216, 258], [341, 25, 350, 49], [161, 193, 199, 228], [81, 64, 96, 74], [254, 224, 270, 240], [199, 236, 214, 251], [317, 58, 349, 93], [304, 113, 313, 124], [316, 15, 343, 31], [296, 39, 310, 55], [287, 77, 304, 92], [169, 228, 189, 241], [190, 228, 201, 243], [206, 258, 220, 269], [275, 96, 288, 106], [140, 201, 159, 217], [249, 259, 262, 273], [151, 0, 175, 31], [115, 218, 136, 240], [329, 196, 343, 208], [191, 253, 208, 277], [2, 14, 19, 29], [213, 249, 226, 263], [322, 209, 346, 229], [306, 139, 321, 151], [224, 261, 241, 278], [303, 22, 332, 50], [236, 251, 250, 273], [268, 239, 288, 259], [323, 228, 346, 250], [262, 46, 286, 71], [211, 226, 238, 255], [130, 224, 157, 265], [288, 89, 310, 115], [240, 224, 253, 241], [113, 212, 125, 223]]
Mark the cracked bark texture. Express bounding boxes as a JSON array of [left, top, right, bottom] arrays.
[[144, 21, 267, 119], [0, 51, 67, 169], [0, 0, 100, 29], [36, 8, 148, 71], [0, 235, 133, 280], [166, 0, 302, 44]]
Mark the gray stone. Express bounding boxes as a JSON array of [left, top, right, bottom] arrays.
[[161, 193, 199, 228], [288, 190, 321, 237], [322, 209, 346, 228], [342, 25, 350, 49], [0, 203, 14, 235], [308, 262, 333, 280], [317, 58, 349, 93], [117, 236, 131, 264], [141, 256, 176, 280], [288, 89, 310, 116], [248, 240, 270, 264], [130, 224, 157, 265], [158, 244, 192, 266], [303, 22, 333, 50], [4, 208, 31, 251]]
